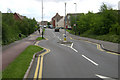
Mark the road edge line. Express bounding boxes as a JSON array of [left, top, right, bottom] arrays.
[[70, 36, 119, 55]]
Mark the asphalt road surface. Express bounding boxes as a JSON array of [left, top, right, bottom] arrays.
[[28, 28, 118, 80]]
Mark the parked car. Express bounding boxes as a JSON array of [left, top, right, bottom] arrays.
[[48, 25, 53, 29], [54, 27, 60, 32], [60, 27, 64, 29], [44, 25, 47, 28]]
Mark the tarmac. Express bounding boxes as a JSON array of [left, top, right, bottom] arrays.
[[1, 29, 119, 71]]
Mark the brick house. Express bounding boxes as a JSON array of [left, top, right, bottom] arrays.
[[14, 13, 24, 20], [51, 13, 63, 28]]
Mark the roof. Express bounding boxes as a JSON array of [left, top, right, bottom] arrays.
[[14, 13, 24, 20], [52, 13, 60, 19]]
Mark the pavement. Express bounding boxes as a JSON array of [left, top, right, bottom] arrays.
[[27, 29, 119, 80], [2, 30, 41, 70]]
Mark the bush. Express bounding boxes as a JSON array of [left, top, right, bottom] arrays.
[[2, 13, 37, 45]]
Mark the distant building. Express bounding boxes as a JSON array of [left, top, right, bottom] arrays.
[[51, 13, 63, 28], [40, 21, 48, 25]]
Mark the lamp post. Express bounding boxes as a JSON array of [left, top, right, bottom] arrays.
[[64, 2, 67, 41], [74, 3, 77, 35], [41, 0, 43, 38]]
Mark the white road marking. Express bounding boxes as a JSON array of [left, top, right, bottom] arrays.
[[52, 32, 56, 37], [58, 37, 62, 41], [95, 74, 116, 80], [60, 43, 78, 53], [71, 43, 73, 48], [82, 55, 98, 66], [71, 47, 78, 52]]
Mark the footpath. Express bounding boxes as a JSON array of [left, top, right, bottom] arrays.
[[2, 31, 41, 70], [67, 32, 119, 54]]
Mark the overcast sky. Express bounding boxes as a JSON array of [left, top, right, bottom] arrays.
[[0, 0, 119, 22]]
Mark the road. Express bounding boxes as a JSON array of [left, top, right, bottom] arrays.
[[28, 28, 118, 80]]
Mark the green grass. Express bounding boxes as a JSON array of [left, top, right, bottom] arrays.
[[80, 32, 120, 43], [43, 28, 45, 34], [36, 37, 44, 40], [2, 45, 43, 78]]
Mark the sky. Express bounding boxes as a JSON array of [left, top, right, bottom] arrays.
[[0, 0, 119, 22]]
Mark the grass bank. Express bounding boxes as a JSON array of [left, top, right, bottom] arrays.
[[36, 37, 45, 40], [67, 30, 120, 43], [2, 45, 43, 78]]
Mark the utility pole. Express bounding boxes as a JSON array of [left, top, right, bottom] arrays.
[[42, 0, 44, 39], [64, 2, 67, 41], [74, 3, 77, 35]]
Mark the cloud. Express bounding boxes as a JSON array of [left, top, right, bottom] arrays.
[[0, 0, 119, 22]]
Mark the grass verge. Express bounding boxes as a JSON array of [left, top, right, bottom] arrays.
[[2, 45, 43, 78], [36, 37, 45, 40], [67, 29, 120, 43]]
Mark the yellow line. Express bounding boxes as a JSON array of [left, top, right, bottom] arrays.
[[106, 51, 118, 55], [70, 36, 119, 55], [38, 56, 43, 79], [45, 38, 48, 40], [34, 41, 51, 79], [34, 57, 40, 80], [70, 37, 73, 40], [97, 44, 105, 51]]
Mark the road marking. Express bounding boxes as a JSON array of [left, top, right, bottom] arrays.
[[39, 56, 43, 79], [34, 57, 40, 80], [34, 41, 50, 80], [70, 36, 119, 55], [45, 38, 48, 40], [95, 74, 116, 80], [97, 44, 105, 51], [52, 32, 56, 37], [70, 43, 78, 52], [70, 37, 73, 40], [60, 43, 78, 53], [58, 37, 62, 41], [71, 47, 78, 52], [82, 55, 98, 66], [71, 43, 73, 47]]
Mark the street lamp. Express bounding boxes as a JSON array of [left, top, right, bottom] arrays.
[[41, 0, 44, 39], [64, 2, 67, 41], [74, 3, 77, 35]]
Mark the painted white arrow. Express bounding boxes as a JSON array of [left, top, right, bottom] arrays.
[[95, 74, 116, 80]]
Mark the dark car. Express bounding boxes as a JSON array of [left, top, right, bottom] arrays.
[[54, 27, 60, 32], [60, 27, 64, 29]]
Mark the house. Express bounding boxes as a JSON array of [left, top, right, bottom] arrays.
[[13, 13, 24, 20], [66, 13, 81, 30], [51, 13, 63, 28], [57, 16, 64, 28]]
